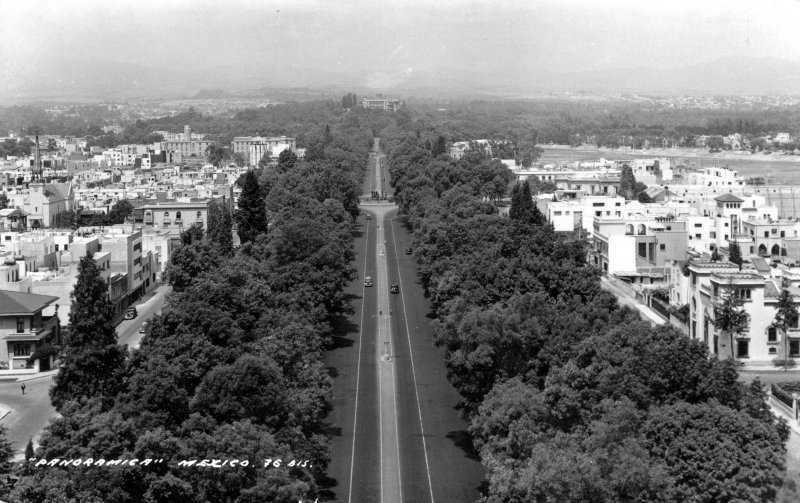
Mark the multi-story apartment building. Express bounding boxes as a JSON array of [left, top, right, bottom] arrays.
[[591, 215, 687, 281], [684, 167, 745, 187], [138, 200, 210, 232], [687, 261, 800, 366], [231, 136, 297, 167], [161, 126, 213, 159], [0, 290, 60, 373]]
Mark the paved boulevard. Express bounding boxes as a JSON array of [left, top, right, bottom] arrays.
[[323, 141, 484, 502]]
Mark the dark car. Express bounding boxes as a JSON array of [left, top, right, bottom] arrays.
[[404, 247, 412, 255], [390, 284, 399, 294], [124, 307, 137, 320]]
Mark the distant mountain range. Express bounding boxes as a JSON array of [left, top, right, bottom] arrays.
[[4, 56, 800, 102]]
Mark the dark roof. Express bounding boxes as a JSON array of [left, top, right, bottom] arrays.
[[715, 193, 744, 203], [765, 281, 780, 298], [0, 290, 59, 316], [751, 257, 771, 273], [44, 183, 71, 201]]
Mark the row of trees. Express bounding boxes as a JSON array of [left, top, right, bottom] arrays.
[[408, 100, 800, 152], [9, 111, 369, 501], [381, 109, 793, 501], [51, 200, 135, 229]]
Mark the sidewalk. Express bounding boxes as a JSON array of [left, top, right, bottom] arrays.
[[600, 276, 666, 325]]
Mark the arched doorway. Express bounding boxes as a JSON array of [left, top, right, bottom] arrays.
[[758, 244, 768, 256], [772, 244, 781, 256]]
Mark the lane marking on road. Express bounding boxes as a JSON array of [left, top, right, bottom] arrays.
[[375, 165, 402, 502], [389, 214, 436, 503], [347, 214, 371, 503]]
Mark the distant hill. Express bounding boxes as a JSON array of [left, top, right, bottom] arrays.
[[4, 56, 800, 102]]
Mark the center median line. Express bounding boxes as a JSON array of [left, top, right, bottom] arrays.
[[375, 203, 402, 499]]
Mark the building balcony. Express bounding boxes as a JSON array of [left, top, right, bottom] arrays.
[[3, 316, 59, 343]]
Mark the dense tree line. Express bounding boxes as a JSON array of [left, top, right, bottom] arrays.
[[11, 115, 368, 502], [409, 100, 800, 152], [382, 121, 793, 501]]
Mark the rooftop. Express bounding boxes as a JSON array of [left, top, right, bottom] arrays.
[[710, 272, 765, 284], [688, 261, 740, 271], [0, 290, 59, 316], [714, 193, 744, 203]]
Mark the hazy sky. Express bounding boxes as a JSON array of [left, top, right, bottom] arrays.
[[2, 0, 800, 78]]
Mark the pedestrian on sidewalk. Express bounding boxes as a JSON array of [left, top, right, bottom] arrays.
[[21, 383, 26, 395]]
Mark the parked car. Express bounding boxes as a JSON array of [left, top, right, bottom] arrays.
[[364, 275, 373, 287], [405, 247, 412, 255], [124, 307, 137, 320], [365, 213, 372, 220], [390, 284, 399, 294], [138, 321, 149, 334]]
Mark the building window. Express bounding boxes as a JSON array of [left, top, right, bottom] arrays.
[[638, 243, 647, 258], [16, 317, 25, 333], [791, 340, 800, 357], [554, 211, 562, 216], [196, 211, 202, 219], [736, 340, 749, 358], [176, 211, 182, 220], [659, 244, 666, 251], [13, 344, 30, 357], [768, 326, 778, 342], [694, 223, 702, 228], [765, 231, 769, 238], [695, 234, 701, 239]]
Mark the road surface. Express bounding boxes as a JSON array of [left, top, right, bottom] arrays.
[[324, 140, 484, 502]]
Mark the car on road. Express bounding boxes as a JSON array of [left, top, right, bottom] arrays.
[[390, 284, 399, 294], [364, 275, 373, 287], [404, 247, 412, 255], [138, 321, 149, 334], [124, 307, 137, 320], [365, 213, 371, 220]]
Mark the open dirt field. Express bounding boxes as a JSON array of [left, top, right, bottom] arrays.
[[539, 145, 800, 182]]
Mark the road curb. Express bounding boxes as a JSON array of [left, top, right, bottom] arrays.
[[0, 407, 13, 422], [14, 370, 59, 383]]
